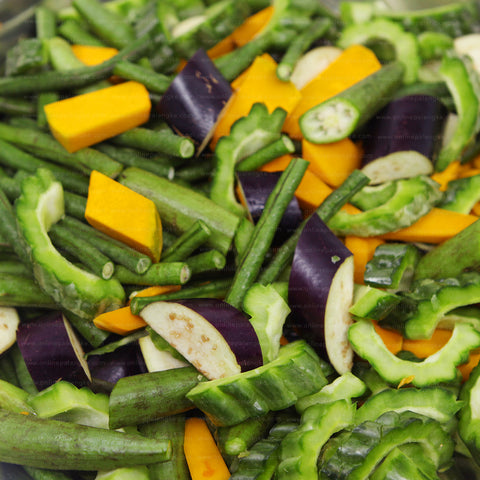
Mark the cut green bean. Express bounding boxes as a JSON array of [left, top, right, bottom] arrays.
[[0, 139, 90, 196], [225, 157, 309, 309], [23, 466, 74, 480], [35, 6, 57, 40], [37, 92, 59, 129], [8, 344, 39, 395], [63, 310, 110, 348], [0, 124, 123, 178], [129, 277, 233, 314], [113, 60, 172, 94], [111, 127, 195, 158], [173, 155, 215, 183], [57, 18, 106, 46], [95, 143, 174, 179], [0, 33, 154, 95], [161, 220, 211, 262], [64, 192, 87, 219], [0, 352, 19, 387], [0, 261, 31, 276], [72, 0, 136, 49], [0, 96, 36, 117], [185, 249, 227, 275], [276, 18, 332, 82], [61, 216, 152, 274], [258, 169, 370, 285], [49, 223, 115, 280], [235, 135, 295, 172], [113, 262, 191, 285]]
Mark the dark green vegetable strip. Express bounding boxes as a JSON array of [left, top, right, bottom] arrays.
[[23, 466, 74, 480], [130, 277, 233, 314], [414, 219, 480, 280], [36, 92, 59, 129], [0, 139, 90, 196], [236, 136, 295, 172], [138, 414, 190, 480], [72, 0, 136, 49], [63, 192, 87, 219], [435, 54, 480, 172], [49, 223, 115, 280], [0, 96, 35, 116], [185, 249, 226, 275], [0, 260, 29, 275], [258, 169, 370, 285], [113, 262, 191, 285], [276, 18, 331, 82], [95, 143, 174, 179], [61, 216, 152, 274], [161, 220, 211, 262], [0, 409, 171, 471], [0, 124, 123, 178], [35, 6, 57, 39], [216, 412, 275, 457], [63, 310, 110, 348], [299, 62, 405, 143], [109, 366, 206, 429], [0, 273, 57, 308], [57, 18, 106, 46], [119, 167, 241, 255], [0, 33, 154, 95], [111, 127, 195, 159], [0, 354, 19, 387], [9, 344, 38, 395], [225, 157, 308, 309], [113, 60, 172, 94]]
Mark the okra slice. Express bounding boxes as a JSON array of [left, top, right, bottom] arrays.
[[348, 319, 480, 387], [299, 61, 405, 144]]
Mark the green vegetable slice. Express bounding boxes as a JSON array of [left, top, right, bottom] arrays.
[[348, 319, 480, 387], [15, 168, 125, 319]]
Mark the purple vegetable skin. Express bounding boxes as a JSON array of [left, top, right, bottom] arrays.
[[16, 311, 91, 390], [288, 213, 355, 374], [360, 94, 448, 164], [156, 48, 232, 150]]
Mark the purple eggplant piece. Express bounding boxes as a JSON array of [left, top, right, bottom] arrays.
[[139, 298, 263, 380], [360, 94, 449, 165], [16, 311, 91, 390], [156, 48, 232, 150], [288, 213, 355, 374], [87, 342, 147, 386], [237, 171, 303, 246]]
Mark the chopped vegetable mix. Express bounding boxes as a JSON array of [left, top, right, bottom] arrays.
[[2, 0, 480, 478]]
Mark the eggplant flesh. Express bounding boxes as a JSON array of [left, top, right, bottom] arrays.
[[288, 214, 354, 374], [156, 48, 232, 151], [359, 94, 449, 166], [237, 171, 303, 246]]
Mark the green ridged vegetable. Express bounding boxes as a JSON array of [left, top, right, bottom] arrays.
[[15, 168, 125, 319]]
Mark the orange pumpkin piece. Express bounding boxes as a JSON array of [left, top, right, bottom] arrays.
[[302, 137, 363, 188], [71, 44, 119, 65], [402, 328, 452, 358], [372, 321, 403, 355], [231, 6, 274, 47], [430, 160, 461, 191], [379, 208, 478, 244], [283, 44, 381, 139], [85, 170, 163, 262], [184, 417, 230, 480], [345, 236, 385, 284]]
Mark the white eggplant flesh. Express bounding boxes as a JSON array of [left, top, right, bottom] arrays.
[[0, 307, 19, 355]]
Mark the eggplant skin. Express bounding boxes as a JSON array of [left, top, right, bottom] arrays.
[[359, 94, 448, 165], [156, 48, 232, 147], [288, 214, 353, 361]]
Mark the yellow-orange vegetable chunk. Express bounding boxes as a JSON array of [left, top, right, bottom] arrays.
[[231, 6, 274, 47], [71, 44, 119, 65], [85, 170, 162, 262], [184, 417, 230, 480], [283, 44, 381, 139], [302, 138, 363, 188], [344, 236, 384, 284], [211, 54, 301, 147], [44, 81, 151, 153]]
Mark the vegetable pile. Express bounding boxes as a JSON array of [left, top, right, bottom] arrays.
[[1, 0, 480, 478]]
